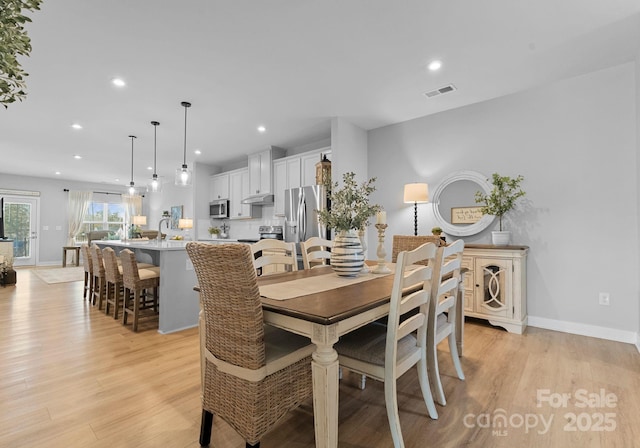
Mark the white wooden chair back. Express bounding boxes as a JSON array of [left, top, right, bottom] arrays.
[[250, 239, 298, 275], [300, 236, 333, 269]]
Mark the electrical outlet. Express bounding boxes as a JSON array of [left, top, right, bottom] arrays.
[[598, 292, 610, 306]]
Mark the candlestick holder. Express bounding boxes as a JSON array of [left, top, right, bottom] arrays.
[[372, 223, 391, 274]]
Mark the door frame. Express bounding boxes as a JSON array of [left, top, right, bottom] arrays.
[[2, 195, 40, 266]]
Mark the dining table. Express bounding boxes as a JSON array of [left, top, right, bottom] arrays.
[[257, 264, 466, 448]]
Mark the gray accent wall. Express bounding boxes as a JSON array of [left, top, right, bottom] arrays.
[[368, 61, 639, 336]]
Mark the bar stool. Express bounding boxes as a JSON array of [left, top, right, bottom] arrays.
[[120, 249, 160, 332], [80, 244, 93, 301], [90, 244, 107, 309]]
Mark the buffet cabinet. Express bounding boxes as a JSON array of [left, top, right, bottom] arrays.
[[461, 244, 528, 334]]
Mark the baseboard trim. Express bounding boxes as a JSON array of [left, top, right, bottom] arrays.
[[528, 316, 637, 345]]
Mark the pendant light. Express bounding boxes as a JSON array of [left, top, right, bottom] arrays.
[[175, 101, 192, 186], [148, 120, 162, 193], [128, 135, 137, 195]]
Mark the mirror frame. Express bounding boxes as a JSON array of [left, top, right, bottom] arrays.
[[431, 170, 495, 236]]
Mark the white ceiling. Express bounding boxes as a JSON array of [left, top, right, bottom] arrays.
[[1, 0, 639, 187]]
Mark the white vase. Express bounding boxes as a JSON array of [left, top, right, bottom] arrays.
[[331, 229, 365, 277], [491, 231, 511, 246]]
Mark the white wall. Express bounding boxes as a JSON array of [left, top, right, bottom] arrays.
[[368, 62, 639, 338], [636, 47, 640, 348], [331, 117, 368, 182]]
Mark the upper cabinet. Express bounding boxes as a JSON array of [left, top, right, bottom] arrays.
[[247, 147, 286, 196], [273, 147, 331, 216], [229, 168, 261, 219], [210, 173, 230, 201]]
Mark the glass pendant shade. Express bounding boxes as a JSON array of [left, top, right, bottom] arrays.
[[148, 121, 163, 193], [175, 101, 192, 187]]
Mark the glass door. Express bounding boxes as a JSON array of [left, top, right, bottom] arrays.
[[3, 196, 39, 266]]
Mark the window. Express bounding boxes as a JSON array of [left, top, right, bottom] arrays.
[[80, 202, 126, 236]]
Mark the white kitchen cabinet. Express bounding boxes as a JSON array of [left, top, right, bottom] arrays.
[[273, 157, 302, 216], [209, 173, 230, 201], [461, 245, 528, 334], [229, 168, 261, 219], [301, 147, 331, 187], [273, 148, 332, 216], [248, 147, 285, 196]]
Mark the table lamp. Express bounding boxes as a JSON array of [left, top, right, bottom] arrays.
[[178, 218, 193, 240], [132, 215, 147, 226], [403, 183, 429, 236]]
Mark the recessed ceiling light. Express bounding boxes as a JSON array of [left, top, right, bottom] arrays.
[[115, 178, 120, 182], [194, 149, 201, 155], [73, 155, 82, 159], [55, 171, 61, 175], [257, 125, 266, 133], [71, 123, 83, 130], [428, 60, 442, 71], [147, 166, 153, 170], [112, 78, 126, 87]]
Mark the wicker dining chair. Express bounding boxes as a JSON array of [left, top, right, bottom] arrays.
[[80, 244, 93, 301], [391, 235, 444, 264], [119, 249, 160, 332], [186, 242, 314, 448], [335, 242, 439, 447]]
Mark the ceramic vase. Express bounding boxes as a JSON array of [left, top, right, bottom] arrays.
[[491, 230, 511, 246], [331, 229, 365, 276]]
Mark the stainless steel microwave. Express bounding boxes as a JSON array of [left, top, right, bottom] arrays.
[[209, 199, 229, 218]]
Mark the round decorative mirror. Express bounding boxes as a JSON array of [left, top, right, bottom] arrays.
[[431, 170, 495, 236]]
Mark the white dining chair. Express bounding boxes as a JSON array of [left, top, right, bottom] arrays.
[[428, 239, 465, 406], [335, 242, 439, 447], [300, 236, 333, 269], [250, 239, 298, 275]]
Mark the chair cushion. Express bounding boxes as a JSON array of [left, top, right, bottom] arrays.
[[138, 268, 160, 280], [335, 322, 417, 366]]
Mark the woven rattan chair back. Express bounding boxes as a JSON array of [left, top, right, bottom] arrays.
[[80, 244, 93, 301], [391, 235, 443, 264], [90, 244, 106, 308], [102, 247, 122, 318]]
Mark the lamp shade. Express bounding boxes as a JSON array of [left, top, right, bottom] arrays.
[[132, 215, 147, 226], [404, 183, 429, 203], [178, 218, 193, 229]]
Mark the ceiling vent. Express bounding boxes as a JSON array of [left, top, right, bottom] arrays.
[[424, 84, 456, 98]]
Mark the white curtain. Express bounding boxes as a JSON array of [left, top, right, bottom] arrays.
[[122, 194, 142, 224], [67, 191, 93, 245]]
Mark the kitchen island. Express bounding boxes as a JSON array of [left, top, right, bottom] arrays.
[[95, 239, 209, 333]]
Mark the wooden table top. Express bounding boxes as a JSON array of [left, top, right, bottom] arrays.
[[259, 266, 396, 325]]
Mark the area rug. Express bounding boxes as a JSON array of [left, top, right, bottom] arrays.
[[32, 266, 84, 284]]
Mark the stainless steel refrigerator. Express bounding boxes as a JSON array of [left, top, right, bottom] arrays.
[[284, 185, 329, 254]]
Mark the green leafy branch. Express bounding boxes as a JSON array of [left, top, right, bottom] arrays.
[[475, 173, 525, 231], [0, 0, 43, 108], [317, 172, 381, 232]]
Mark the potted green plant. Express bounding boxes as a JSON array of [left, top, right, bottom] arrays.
[[475, 173, 525, 245], [317, 172, 381, 276], [431, 226, 442, 236], [208, 226, 221, 239]]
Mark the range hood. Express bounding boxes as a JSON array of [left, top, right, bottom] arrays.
[[241, 193, 274, 205]]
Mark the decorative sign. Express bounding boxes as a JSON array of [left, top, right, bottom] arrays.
[[451, 206, 484, 224]]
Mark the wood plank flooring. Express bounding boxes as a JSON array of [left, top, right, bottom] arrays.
[[1, 268, 639, 447]]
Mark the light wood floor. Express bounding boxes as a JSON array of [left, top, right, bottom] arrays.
[[1, 268, 639, 447]]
